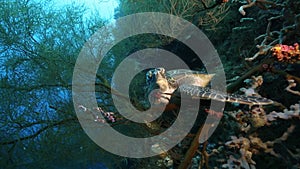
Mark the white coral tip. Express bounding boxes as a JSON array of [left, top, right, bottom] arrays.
[[239, 6, 246, 16]]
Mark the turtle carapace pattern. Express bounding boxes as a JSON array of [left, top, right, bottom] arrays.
[[146, 68, 273, 106]]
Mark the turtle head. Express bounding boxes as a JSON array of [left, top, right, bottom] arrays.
[[145, 68, 175, 105], [146, 68, 166, 86]]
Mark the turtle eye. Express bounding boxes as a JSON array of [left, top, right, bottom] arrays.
[[146, 70, 154, 85], [147, 72, 152, 78], [147, 68, 161, 84]]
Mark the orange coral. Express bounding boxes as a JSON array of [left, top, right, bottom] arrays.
[[271, 43, 300, 62]]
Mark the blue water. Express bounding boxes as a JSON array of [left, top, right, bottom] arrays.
[[87, 162, 109, 169]]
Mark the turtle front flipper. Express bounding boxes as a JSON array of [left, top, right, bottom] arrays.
[[179, 85, 273, 106]]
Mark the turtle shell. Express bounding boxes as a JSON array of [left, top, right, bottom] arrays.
[[166, 69, 214, 87]]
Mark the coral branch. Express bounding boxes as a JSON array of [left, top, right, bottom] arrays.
[[227, 58, 273, 93], [267, 103, 300, 121], [224, 124, 296, 168], [238, 0, 277, 16], [285, 79, 300, 96]]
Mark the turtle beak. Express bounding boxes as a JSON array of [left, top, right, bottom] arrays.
[[148, 90, 170, 105]]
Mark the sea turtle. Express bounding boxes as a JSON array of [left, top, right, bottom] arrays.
[[146, 68, 273, 106]]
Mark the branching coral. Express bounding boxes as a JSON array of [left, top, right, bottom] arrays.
[[227, 106, 268, 133], [240, 75, 264, 97], [222, 102, 299, 168], [226, 0, 300, 100], [244, 12, 300, 61], [244, 14, 282, 61], [285, 79, 300, 96], [238, 0, 277, 16], [223, 136, 256, 169], [267, 103, 300, 121], [223, 124, 296, 169]]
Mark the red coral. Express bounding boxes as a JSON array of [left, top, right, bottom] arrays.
[[271, 43, 300, 62]]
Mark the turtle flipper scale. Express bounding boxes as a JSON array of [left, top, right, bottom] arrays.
[[179, 85, 273, 106]]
